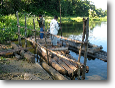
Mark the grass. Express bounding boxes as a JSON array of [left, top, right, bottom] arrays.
[[89, 16, 107, 22]]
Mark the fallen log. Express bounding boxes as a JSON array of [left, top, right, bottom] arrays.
[[15, 53, 21, 60], [11, 42, 19, 49], [41, 61, 68, 80], [50, 47, 68, 51], [68, 41, 103, 54], [0, 50, 14, 56], [66, 54, 89, 73], [11, 42, 35, 63], [23, 51, 35, 63], [53, 56, 74, 76], [56, 51, 77, 72], [0, 49, 23, 57], [38, 48, 67, 75]]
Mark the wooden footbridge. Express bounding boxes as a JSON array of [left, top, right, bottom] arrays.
[[14, 11, 107, 80]]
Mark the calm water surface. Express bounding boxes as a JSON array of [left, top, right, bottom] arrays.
[[60, 21, 107, 80]]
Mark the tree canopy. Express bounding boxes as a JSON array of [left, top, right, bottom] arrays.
[[0, 0, 107, 17]]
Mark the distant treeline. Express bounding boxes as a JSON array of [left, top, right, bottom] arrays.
[[0, 0, 107, 17]]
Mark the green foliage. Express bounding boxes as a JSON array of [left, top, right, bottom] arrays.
[[0, 13, 39, 43], [0, 0, 107, 43], [0, 0, 107, 17]]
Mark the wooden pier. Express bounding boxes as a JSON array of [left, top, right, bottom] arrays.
[[13, 11, 107, 80]]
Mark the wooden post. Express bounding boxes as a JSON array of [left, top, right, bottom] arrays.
[[78, 18, 86, 62], [45, 24, 49, 64], [77, 18, 86, 80], [59, 0, 63, 46], [16, 11, 21, 46], [82, 18, 89, 80], [59, 1, 62, 36], [25, 16, 27, 48], [33, 19, 38, 62], [33, 19, 36, 42]]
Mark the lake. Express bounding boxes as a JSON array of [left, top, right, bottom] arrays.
[[59, 21, 107, 80]]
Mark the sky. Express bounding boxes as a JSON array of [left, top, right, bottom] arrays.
[[88, 0, 107, 10]]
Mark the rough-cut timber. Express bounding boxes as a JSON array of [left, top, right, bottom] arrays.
[[41, 61, 68, 80]]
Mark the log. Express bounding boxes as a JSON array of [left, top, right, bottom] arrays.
[[15, 53, 21, 60], [53, 56, 73, 76], [24, 73, 42, 80], [50, 47, 68, 51], [0, 49, 23, 57], [0, 50, 14, 56], [38, 49, 67, 75], [68, 41, 102, 54], [2, 43, 19, 57], [11, 42, 19, 49], [41, 61, 68, 80], [56, 51, 77, 72], [23, 51, 35, 63], [11, 42, 35, 63], [66, 54, 89, 73]]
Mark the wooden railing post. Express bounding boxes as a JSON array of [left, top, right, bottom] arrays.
[[78, 18, 86, 62], [16, 11, 21, 46], [45, 24, 49, 64], [82, 18, 89, 80], [33, 19, 38, 62], [25, 16, 27, 48], [77, 18, 87, 80]]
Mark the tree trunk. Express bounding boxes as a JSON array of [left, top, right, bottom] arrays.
[[53, 56, 73, 76], [39, 49, 67, 75], [41, 62, 68, 80]]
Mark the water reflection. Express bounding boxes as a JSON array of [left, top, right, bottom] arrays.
[[60, 21, 107, 80]]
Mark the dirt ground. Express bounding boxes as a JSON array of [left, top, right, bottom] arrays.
[[0, 57, 53, 80]]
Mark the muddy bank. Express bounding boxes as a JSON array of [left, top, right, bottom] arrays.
[[0, 57, 53, 80]]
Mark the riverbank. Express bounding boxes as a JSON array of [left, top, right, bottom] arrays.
[[0, 57, 53, 80]]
